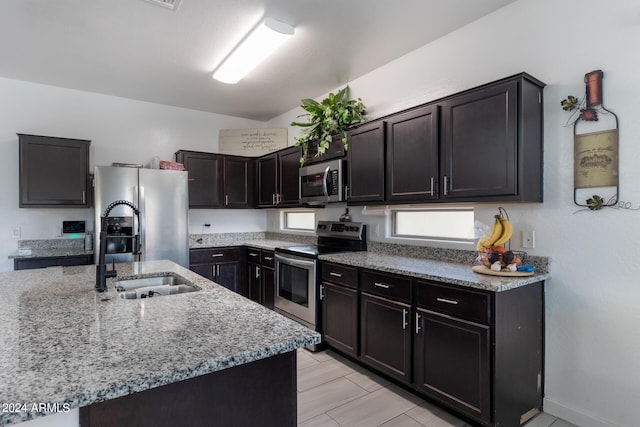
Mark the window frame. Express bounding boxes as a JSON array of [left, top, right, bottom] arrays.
[[281, 209, 316, 232], [389, 206, 475, 243]]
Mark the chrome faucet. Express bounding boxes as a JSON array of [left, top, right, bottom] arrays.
[[95, 200, 140, 292]]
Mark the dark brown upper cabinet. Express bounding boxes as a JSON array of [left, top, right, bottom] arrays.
[[386, 105, 439, 203], [440, 73, 544, 202], [257, 145, 301, 208], [18, 134, 91, 208], [346, 120, 385, 204], [175, 150, 254, 209], [302, 134, 345, 165], [223, 155, 255, 208], [175, 150, 224, 208]]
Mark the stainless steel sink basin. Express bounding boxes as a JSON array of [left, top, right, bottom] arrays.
[[114, 274, 190, 291], [113, 274, 200, 299]]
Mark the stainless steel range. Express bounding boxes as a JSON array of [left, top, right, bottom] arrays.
[[274, 221, 367, 350]]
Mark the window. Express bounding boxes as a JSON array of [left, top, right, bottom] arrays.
[[282, 210, 316, 231], [391, 208, 474, 242]]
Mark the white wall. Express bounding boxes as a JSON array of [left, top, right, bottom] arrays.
[[0, 77, 266, 272], [268, 1, 640, 426]]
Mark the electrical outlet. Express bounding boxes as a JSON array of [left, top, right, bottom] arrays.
[[522, 231, 535, 249], [12, 227, 21, 239]]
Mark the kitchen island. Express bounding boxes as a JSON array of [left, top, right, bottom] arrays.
[[0, 260, 320, 426]]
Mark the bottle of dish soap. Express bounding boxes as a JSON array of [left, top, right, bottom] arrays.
[[339, 208, 352, 222]]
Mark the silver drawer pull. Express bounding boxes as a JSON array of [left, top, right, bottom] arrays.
[[264, 256, 273, 261], [249, 253, 259, 257], [374, 282, 390, 289], [329, 272, 343, 277], [436, 297, 459, 305], [211, 254, 224, 258]]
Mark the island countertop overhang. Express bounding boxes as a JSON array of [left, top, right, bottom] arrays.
[[0, 260, 320, 426]]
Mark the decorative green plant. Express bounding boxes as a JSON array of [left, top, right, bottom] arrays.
[[290, 86, 366, 165]]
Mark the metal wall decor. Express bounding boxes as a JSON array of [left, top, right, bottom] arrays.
[[561, 70, 619, 210]]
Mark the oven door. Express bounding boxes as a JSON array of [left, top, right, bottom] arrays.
[[275, 253, 316, 327]]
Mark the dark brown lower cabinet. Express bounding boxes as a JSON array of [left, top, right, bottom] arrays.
[[321, 281, 358, 357], [414, 308, 491, 424], [262, 265, 275, 310], [359, 292, 412, 384], [14, 254, 93, 270], [189, 248, 246, 296], [80, 351, 296, 427]]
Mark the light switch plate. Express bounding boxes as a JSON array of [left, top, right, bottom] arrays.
[[522, 230, 535, 248], [12, 227, 21, 239]]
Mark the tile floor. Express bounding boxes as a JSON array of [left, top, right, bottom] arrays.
[[296, 349, 575, 427]]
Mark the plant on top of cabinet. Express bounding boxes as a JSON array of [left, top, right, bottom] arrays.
[[290, 86, 367, 165]]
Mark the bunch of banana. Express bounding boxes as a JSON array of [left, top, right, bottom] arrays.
[[476, 214, 513, 251]]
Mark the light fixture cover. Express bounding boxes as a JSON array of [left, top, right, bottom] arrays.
[[213, 17, 294, 84]]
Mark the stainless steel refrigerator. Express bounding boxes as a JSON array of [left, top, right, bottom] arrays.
[[94, 165, 189, 267]]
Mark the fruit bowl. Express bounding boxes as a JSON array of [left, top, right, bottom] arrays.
[[477, 248, 526, 272]]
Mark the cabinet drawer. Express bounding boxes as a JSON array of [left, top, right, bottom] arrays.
[[247, 247, 261, 263], [416, 280, 490, 324], [261, 250, 275, 268], [321, 262, 358, 289], [189, 248, 241, 264], [360, 269, 411, 303]]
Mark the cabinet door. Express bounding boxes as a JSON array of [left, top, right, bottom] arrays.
[[386, 105, 439, 202], [178, 151, 224, 208], [414, 308, 490, 424], [347, 121, 385, 204], [19, 134, 90, 207], [360, 292, 412, 384], [322, 282, 359, 357], [257, 154, 278, 207], [248, 263, 261, 303], [278, 146, 302, 206], [190, 264, 214, 281], [216, 262, 244, 295], [441, 81, 517, 200], [262, 266, 275, 310], [303, 134, 345, 165], [224, 156, 255, 208]]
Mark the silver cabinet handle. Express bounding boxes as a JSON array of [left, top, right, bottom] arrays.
[[249, 253, 259, 257], [436, 297, 459, 305], [345, 185, 349, 200], [443, 176, 448, 196], [211, 253, 224, 258], [256, 266, 260, 279], [329, 272, 342, 278], [374, 282, 390, 289], [225, 194, 229, 206], [415, 312, 421, 334], [276, 193, 281, 205], [319, 284, 325, 300], [82, 191, 86, 204], [402, 309, 408, 329], [264, 256, 273, 261], [429, 177, 434, 197]]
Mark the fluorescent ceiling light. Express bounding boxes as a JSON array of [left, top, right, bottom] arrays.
[[213, 17, 295, 84]]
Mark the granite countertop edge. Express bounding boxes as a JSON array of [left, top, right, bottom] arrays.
[[318, 252, 549, 292]]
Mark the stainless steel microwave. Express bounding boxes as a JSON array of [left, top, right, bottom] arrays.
[[299, 159, 345, 204]]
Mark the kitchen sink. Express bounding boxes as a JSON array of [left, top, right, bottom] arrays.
[[113, 273, 200, 299]]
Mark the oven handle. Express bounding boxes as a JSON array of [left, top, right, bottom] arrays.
[[275, 253, 316, 268]]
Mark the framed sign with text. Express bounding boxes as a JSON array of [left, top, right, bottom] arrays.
[[219, 128, 287, 157]]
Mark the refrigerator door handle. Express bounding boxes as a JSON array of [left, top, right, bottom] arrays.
[[139, 185, 145, 261]]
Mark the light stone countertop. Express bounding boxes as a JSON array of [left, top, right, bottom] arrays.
[[318, 251, 549, 292], [0, 260, 320, 426]]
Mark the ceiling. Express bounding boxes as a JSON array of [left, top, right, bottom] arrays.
[[0, 0, 516, 121]]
